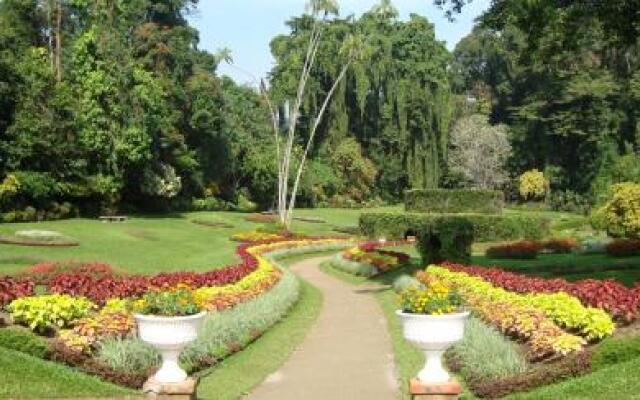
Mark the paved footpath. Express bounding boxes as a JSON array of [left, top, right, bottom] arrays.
[[246, 256, 399, 400]]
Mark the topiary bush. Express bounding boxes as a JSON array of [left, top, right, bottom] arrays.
[[404, 189, 503, 214], [359, 212, 549, 242], [415, 217, 474, 264]]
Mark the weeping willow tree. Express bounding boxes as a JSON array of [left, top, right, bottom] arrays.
[[269, 1, 453, 198]]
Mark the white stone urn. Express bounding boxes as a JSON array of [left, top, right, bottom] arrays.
[[135, 311, 206, 383], [396, 310, 470, 384]]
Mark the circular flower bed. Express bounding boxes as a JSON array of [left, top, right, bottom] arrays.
[[0, 230, 79, 247]]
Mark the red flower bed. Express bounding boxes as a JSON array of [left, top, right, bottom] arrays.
[[32, 238, 350, 305], [23, 262, 116, 284], [541, 238, 578, 254], [0, 276, 35, 306], [443, 262, 640, 323], [606, 239, 640, 257], [486, 241, 541, 259], [49, 244, 259, 305]]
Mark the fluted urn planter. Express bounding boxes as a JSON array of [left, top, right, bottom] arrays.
[[135, 311, 206, 383], [396, 310, 470, 383]]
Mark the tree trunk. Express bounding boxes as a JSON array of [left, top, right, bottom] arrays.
[[54, 0, 62, 81]]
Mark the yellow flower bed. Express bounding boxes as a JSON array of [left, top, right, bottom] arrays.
[[195, 239, 350, 311], [423, 266, 588, 359], [230, 230, 284, 242]]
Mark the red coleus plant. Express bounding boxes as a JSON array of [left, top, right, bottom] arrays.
[[45, 240, 266, 304], [486, 241, 541, 259], [606, 239, 640, 257], [0, 276, 35, 306], [23, 262, 116, 285], [443, 262, 640, 323], [541, 238, 578, 254]]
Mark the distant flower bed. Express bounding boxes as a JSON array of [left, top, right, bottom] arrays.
[[486, 240, 540, 259], [0, 230, 79, 247], [231, 230, 287, 242], [606, 239, 640, 257], [189, 217, 234, 229], [22, 262, 116, 285], [244, 213, 277, 223], [485, 238, 578, 259], [328, 241, 410, 277]]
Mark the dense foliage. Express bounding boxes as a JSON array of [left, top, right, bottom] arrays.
[[0, 1, 460, 217], [452, 1, 640, 204], [404, 188, 503, 214]]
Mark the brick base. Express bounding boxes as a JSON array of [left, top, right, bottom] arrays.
[[410, 378, 462, 400], [142, 377, 198, 400]]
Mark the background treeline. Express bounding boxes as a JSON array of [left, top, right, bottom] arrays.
[[1, 0, 639, 220], [452, 0, 640, 211], [0, 0, 455, 219]]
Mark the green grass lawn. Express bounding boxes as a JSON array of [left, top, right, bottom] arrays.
[[0, 207, 399, 275], [504, 356, 640, 400], [0, 347, 136, 398]]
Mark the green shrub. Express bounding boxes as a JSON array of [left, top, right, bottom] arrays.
[[592, 182, 640, 238], [0, 327, 50, 359], [592, 335, 640, 371], [405, 189, 503, 214], [359, 212, 548, 242], [191, 197, 230, 211], [447, 317, 529, 381], [327, 254, 377, 277], [392, 275, 420, 293]]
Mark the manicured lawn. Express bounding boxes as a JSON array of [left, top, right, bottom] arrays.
[[0, 347, 135, 398], [197, 278, 323, 400], [0, 207, 398, 275], [505, 357, 640, 400]]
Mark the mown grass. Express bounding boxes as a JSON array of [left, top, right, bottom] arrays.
[[0, 346, 135, 398], [0, 207, 393, 275], [504, 356, 640, 400]]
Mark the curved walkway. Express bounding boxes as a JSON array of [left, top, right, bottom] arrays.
[[246, 256, 399, 400]]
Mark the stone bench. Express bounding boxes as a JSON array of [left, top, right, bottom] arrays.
[[99, 215, 128, 223]]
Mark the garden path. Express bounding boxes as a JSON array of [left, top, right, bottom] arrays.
[[246, 256, 398, 400]]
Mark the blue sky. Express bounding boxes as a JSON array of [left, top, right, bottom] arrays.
[[188, 0, 490, 84]]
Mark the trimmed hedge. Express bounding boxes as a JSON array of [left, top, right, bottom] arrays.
[[405, 189, 503, 214], [359, 212, 549, 242]]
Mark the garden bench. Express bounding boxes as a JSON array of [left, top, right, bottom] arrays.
[[99, 215, 128, 223]]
